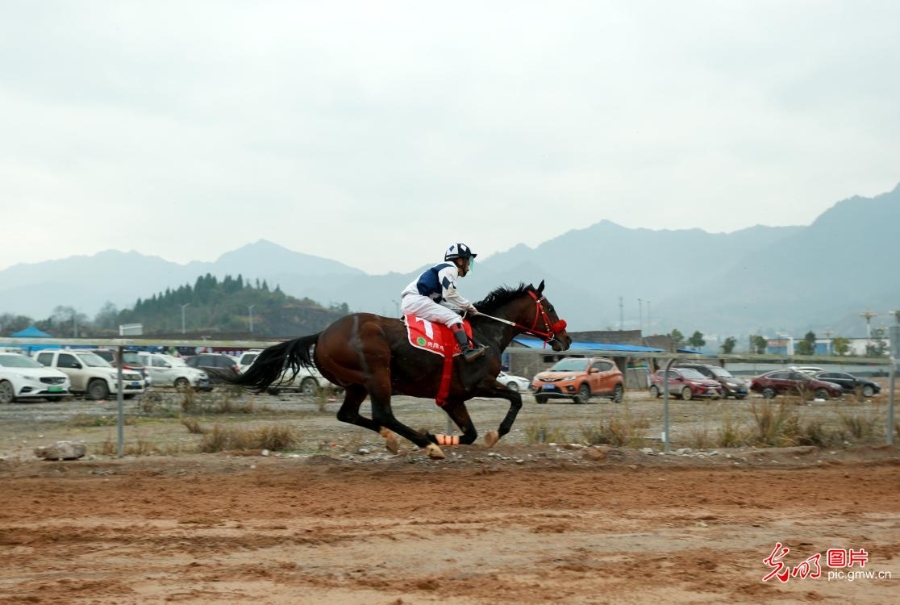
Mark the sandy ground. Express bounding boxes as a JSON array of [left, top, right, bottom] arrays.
[[1, 391, 899, 604]]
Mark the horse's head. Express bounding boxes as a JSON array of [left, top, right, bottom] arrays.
[[527, 280, 572, 351], [474, 281, 572, 351]]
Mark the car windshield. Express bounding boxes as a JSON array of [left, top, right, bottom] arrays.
[[242, 354, 258, 365], [679, 368, 707, 380], [709, 367, 733, 378], [550, 359, 589, 372], [0, 354, 44, 368], [167, 357, 188, 367], [76, 352, 112, 367]]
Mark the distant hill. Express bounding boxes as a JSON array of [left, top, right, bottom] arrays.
[[2, 183, 899, 341]]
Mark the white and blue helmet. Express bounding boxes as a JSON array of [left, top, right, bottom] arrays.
[[444, 243, 477, 261]]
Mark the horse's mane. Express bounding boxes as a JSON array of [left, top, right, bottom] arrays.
[[473, 283, 533, 315]]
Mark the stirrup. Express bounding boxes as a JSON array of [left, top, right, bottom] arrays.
[[462, 344, 487, 362]]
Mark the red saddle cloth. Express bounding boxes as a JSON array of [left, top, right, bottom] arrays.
[[404, 316, 473, 406]]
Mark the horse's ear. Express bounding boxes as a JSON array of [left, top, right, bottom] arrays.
[[536, 280, 545, 294]]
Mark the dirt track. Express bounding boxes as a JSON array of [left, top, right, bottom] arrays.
[[1, 443, 899, 605]]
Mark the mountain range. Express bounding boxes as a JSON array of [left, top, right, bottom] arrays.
[[2, 183, 899, 341]]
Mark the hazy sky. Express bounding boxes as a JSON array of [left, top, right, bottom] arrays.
[[2, 1, 898, 275]]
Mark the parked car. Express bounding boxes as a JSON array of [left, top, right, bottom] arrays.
[[676, 363, 749, 399], [89, 349, 153, 388], [498, 371, 531, 392], [794, 366, 824, 375], [750, 370, 843, 400], [812, 371, 881, 398], [237, 350, 263, 373], [136, 352, 211, 391], [532, 357, 624, 404], [649, 368, 723, 400], [184, 353, 241, 384], [33, 349, 146, 400], [236, 349, 338, 395], [0, 352, 71, 404]]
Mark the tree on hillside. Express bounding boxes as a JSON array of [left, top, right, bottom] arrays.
[[94, 302, 120, 331], [750, 334, 768, 354], [832, 336, 850, 356], [866, 327, 888, 357], [720, 336, 737, 354], [687, 331, 706, 350], [0, 313, 32, 336], [669, 329, 685, 347], [796, 331, 817, 356]]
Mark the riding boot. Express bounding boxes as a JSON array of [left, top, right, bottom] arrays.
[[452, 325, 486, 362]]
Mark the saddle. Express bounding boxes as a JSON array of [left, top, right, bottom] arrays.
[[403, 315, 475, 406]]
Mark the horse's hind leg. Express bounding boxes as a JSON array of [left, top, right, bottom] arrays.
[[335, 386, 400, 453], [430, 400, 478, 446]]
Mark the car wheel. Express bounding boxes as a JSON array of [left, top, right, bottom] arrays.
[[300, 377, 318, 396], [88, 379, 110, 401], [174, 377, 190, 391], [506, 382, 520, 392], [649, 385, 660, 398], [612, 384, 624, 403], [862, 385, 875, 398], [762, 387, 776, 399], [573, 384, 591, 404], [814, 387, 830, 400], [0, 381, 14, 404], [735, 395, 747, 400], [680, 387, 692, 401], [535, 394, 548, 404]]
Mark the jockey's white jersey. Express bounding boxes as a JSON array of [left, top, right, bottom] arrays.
[[400, 262, 475, 312]]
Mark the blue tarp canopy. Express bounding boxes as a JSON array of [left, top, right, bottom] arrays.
[[1, 325, 57, 354], [11, 326, 53, 338], [513, 337, 664, 353], [676, 348, 716, 355]]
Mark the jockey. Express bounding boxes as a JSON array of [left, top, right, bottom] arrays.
[[400, 243, 487, 362]]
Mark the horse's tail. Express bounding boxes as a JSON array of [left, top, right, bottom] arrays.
[[230, 334, 320, 393]]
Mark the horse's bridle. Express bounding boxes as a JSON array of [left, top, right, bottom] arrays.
[[476, 290, 568, 346]]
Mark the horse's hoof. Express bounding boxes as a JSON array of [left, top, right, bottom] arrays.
[[424, 443, 445, 460], [380, 428, 399, 454], [484, 430, 500, 448]]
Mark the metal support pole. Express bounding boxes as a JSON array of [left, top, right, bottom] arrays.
[[888, 358, 895, 445], [663, 358, 675, 454], [116, 345, 125, 458]]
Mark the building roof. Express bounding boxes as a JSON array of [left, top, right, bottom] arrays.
[[513, 337, 664, 353]]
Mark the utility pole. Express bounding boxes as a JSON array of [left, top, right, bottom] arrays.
[[646, 300, 651, 334], [180, 303, 191, 335], [638, 298, 643, 335], [248, 304, 256, 333], [860, 310, 877, 343], [619, 296, 624, 331], [72, 311, 77, 338]]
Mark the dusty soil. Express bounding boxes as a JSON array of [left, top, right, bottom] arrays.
[[1, 392, 899, 604]]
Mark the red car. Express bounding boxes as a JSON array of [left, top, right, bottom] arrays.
[[750, 370, 843, 400], [649, 368, 723, 400]]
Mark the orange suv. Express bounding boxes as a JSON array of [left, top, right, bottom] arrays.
[[532, 357, 624, 404]]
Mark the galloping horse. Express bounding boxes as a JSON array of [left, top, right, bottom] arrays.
[[229, 281, 571, 458]]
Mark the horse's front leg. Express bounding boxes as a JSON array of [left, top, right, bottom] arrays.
[[475, 380, 523, 447]]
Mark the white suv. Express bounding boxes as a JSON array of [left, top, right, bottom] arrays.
[[33, 350, 146, 400], [136, 353, 212, 391]]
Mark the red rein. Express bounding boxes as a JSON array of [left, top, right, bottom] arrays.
[[520, 290, 567, 345]]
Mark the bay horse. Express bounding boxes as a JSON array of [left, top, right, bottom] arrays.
[[229, 281, 571, 458]]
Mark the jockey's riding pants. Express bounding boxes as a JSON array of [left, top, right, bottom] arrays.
[[400, 294, 463, 327]]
